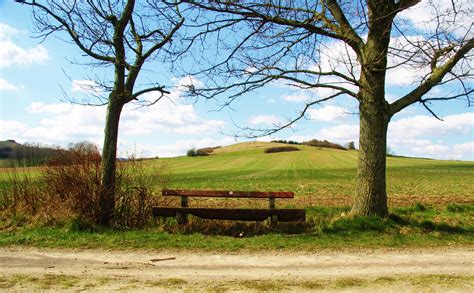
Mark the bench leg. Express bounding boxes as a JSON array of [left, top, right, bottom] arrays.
[[176, 196, 189, 224], [176, 212, 188, 224], [270, 215, 278, 226], [269, 198, 277, 225]]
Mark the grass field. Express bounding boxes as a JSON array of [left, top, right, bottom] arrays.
[[1, 141, 473, 250], [149, 142, 474, 207]]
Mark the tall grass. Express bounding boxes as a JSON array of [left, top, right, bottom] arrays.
[[0, 144, 169, 229]]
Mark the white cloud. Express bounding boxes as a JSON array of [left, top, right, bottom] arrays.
[[388, 1, 474, 87], [284, 123, 360, 145], [390, 139, 474, 160], [2, 102, 104, 143], [27, 104, 105, 142], [126, 137, 236, 158], [388, 113, 474, 160], [121, 93, 225, 136], [249, 114, 282, 126], [28, 102, 72, 114], [172, 75, 204, 90], [2, 74, 226, 156], [452, 142, 474, 160], [282, 93, 311, 103], [0, 78, 19, 91], [317, 124, 359, 143], [389, 112, 473, 139], [386, 35, 433, 86], [385, 93, 398, 103], [0, 23, 18, 39], [71, 80, 103, 94], [411, 144, 450, 156], [0, 120, 28, 140], [398, 0, 473, 36], [20, 97, 226, 144], [307, 105, 349, 123], [0, 22, 48, 68], [307, 41, 360, 97]]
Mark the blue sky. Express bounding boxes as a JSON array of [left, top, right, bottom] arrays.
[[0, 0, 473, 160]]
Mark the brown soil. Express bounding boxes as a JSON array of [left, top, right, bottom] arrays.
[[1, 247, 473, 291]]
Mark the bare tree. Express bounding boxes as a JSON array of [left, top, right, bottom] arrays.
[[180, 0, 473, 216], [17, 0, 184, 226]]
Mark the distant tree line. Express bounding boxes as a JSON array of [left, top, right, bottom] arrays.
[[0, 141, 60, 167], [270, 140, 301, 145], [0, 140, 100, 167], [186, 146, 221, 157], [271, 139, 356, 151]]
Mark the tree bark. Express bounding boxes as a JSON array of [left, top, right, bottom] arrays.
[[349, 3, 394, 217], [99, 94, 124, 226], [351, 98, 390, 217]]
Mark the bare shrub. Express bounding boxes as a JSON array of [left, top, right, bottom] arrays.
[[264, 146, 300, 153], [42, 144, 102, 225], [0, 167, 45, 217], [114, 158, 169, 229], [1, 142, 169, 229]]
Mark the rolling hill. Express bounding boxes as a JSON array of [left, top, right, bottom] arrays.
[[150, 141, 474, 207]]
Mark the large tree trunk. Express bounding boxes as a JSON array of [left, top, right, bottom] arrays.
[[350, 3, 394, 217], [99, 95, 124, 226], [351, 99, 390, 217]]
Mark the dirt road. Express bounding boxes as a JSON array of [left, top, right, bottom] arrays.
[[1, 247, 473, 291]]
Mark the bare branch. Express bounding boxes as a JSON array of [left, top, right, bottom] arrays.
[[390, 38, 474, 116]]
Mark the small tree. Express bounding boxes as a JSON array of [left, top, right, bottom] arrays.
[[186, 148, 197, 157], [347, 142, 356, 150], [182, 0, 473, 216], [18, 0, 184, 226]]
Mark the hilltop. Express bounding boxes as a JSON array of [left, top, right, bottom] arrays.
[[0, 140, 59, 167], [154, 141, 474, 207]]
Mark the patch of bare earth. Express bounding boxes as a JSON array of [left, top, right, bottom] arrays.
[[1, 247, 473, 291]]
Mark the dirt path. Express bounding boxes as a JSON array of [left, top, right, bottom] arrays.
[[1, 247, 473, 291]]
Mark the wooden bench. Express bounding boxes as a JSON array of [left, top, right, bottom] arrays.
[[152, 189, 306, 224]]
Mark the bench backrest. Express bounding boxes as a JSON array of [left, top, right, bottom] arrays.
[[162, 189, 294, 198]]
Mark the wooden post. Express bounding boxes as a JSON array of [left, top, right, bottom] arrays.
[[269, 197, 277, 225], [176, 195, 188, 224]]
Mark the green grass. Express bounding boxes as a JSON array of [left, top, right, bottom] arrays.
[[1, 142, 473, 201], [2, 273, 472, 291], [151, 143, 473, 203], [1, 204, 472, 250], [1, 142, 473, 250]]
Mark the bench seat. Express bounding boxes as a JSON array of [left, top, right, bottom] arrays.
[[152, 207, 306, 222], [153, 189, 306, 223]]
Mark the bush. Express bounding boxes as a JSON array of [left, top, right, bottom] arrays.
[[187, 148, 197, 157], [0, 167, 45, 217], [42, 144, 103, 225], [113, 157, 169, 228], [270, 140, 301, 145], [1, 142, 168, 229], [264, 146, 300, 153], [346, 141, 356, 150], [303, 139, 347, 150], [187, 146, 219, 157]]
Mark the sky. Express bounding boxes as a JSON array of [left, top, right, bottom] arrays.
[[0, 0, 473, 160]]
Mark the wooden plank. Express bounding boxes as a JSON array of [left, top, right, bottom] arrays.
[[162, 189, 294, 198], [152, 207, 306, 222]]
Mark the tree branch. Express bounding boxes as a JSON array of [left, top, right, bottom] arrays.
[[389, 38, 474, 116]]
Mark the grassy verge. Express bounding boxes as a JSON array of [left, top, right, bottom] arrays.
[[1, 204, 472, 250], [1, 273, 472, 291]]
